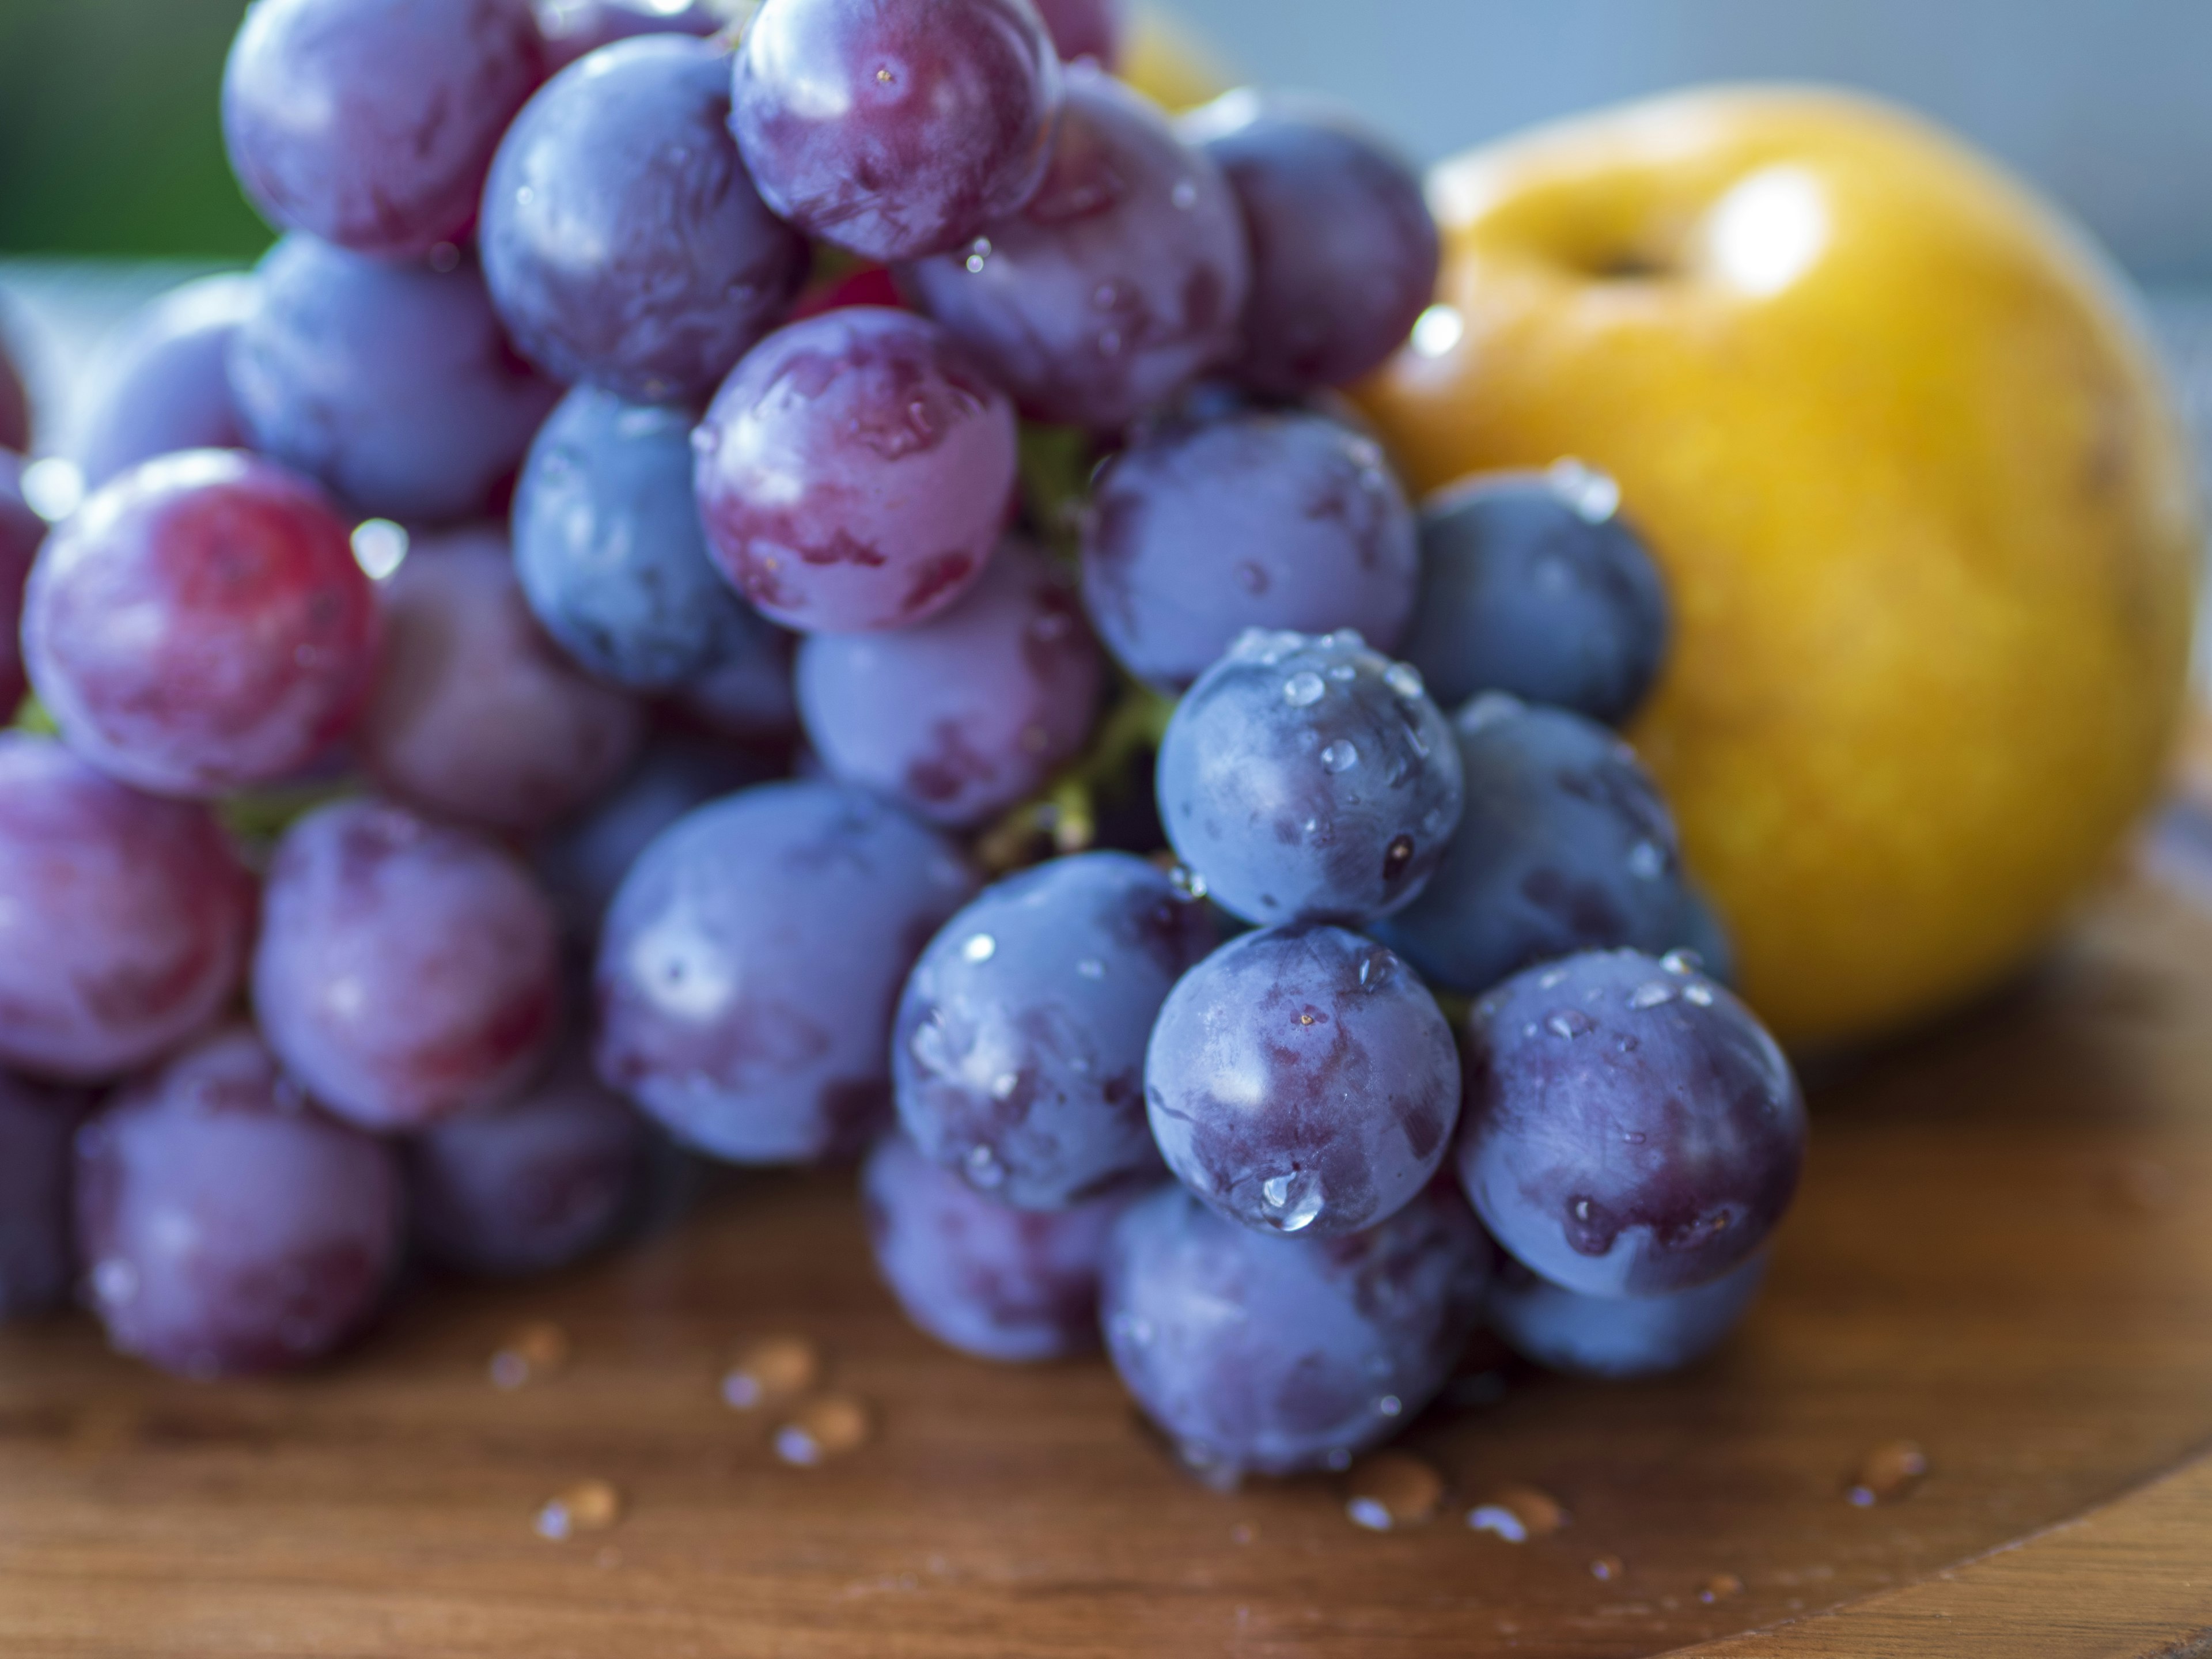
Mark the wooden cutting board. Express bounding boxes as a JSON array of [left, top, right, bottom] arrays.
[[4, 835, 2212, 1656]]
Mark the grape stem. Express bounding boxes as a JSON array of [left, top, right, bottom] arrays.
[[976, 677, 1176, 873]]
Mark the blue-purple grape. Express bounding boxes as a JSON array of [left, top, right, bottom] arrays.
[[893, 851, 1211, 1210], [1458, 948, 1806, 1298], [1082, 407, 1417, 692], [1401, 466, 1671, 726], [898, 66, 1249, 432], [73, 275, 257, 488], [1179, 90, 1438, 397], [731, 0, 1061, 262], [254, 800, 565, 1134], [535, 0, 734, 71], [1146, 925, 1456, 1238], [231, 235, 562, 524], [223, 0, 547, 258], [693, 306, 1016, 632], [594, 781, 978, 1162], [1372, 695, 1686, 997], [0, 453, 43, 715], [0, 734, 257, 1084], [0, 1075, 80, 1320], [1156, 629, 1461, 927], [1100, 1181, 1491, 1482], [482, 36, 806, 406], [1486, 1251, 1767, 1380], [76, 1025, 405, 1377], [797, 543, 1102, 828], [863, 1130, 1141, 1361], [1032, 0, 1122, 63]]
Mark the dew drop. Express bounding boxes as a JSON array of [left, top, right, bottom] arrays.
[[1343, 1452, 1442, 1531], [722, 1335, 820, 1410], [961, 933, 997, 963], [1537, 968, 1569, 990], [966, 1143, 1007, 1187], [1376, 1395, 1402, 1418], [1683, 983, 1716, 1007], [489, 1321, 570, 1390], [990, 1071, 1020, 1101], [964, 237, 992, 274], [1846, 1440, 1929, 1506], [1548, 458, 1622, 524], [1547, 1009, 1596, 1039], [1628, 840, 1666, 880], [1591, 1554, 1625, 1581], [1383, 835, 1415, 881], [1467, 1505, 1528, 1544], [536, 1480, 622, 1540], [1384, 662, 1426, 700], [1628, 981, 1676, 1010], [1320, 740, 1360, 774], [1661, 949, 1702, 976], [1283, 672, 1326, 707], [1699, 1571, 1744, 1604], [775, 1396, 872, 1466], [1459, 691, 1523, 732]]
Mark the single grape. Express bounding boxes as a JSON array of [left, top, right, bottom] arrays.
[[222, 0, 546, 258], [0, 452, 44, 716], [1486, 1251, 1768, 1380], [898, 66, 1249, 432], [534, 0, 734, 72], [23, 452, 380, 798], [797, 543, 1102, 828], [359, 527, 647, 836], [1400, 466, 1671, 726], [1459, 948, 1806, 1297], [594, 781, 977, 1163], [1179, 90, 1439, 397], [1372, 696, 1687, 997], [863, 1131, 1141, 1362], [893, 851, 1211, 1210], [408, 1042, 649, 1277], [0, 734, 257, 1083], [231, 235, 563, 524], [1082, 407, 1418, 692], [254, 799, 565, 1133], [693, 306, 1016, 632], [73, 275, 257, 489], [0, 1075, 81, 1320], [75, 1025, 404, 1377], [1032, 0, 1122, 63], [515, 386, 790, 691], [1100, 1182, 1491, 1482], [730, 0, 1060, 262], [669, 630, 800, 741], [1156, 629, 1461, 927], [0, 329, 28, 453], [482, 36, 806, 406]]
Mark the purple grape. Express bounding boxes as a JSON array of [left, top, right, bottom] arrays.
[[899, 66, 1249, 432], [359, 528, 648, 836], [514, 386, 790, 691], [797, 543, 1102, 828], [73, 275, 257, 489], [1100, 1181, 1491, 1482], [535, 0, 734, 73], [75, 1025, 404, 1377], [693, 306, 1016, 632], [24, 452, 380, 798], [1458, 948, 1806, 1298], [0, 452, 44, 715], [1081, 407, 1417, 692], [408, 1043, 648, 1276], [1179, 90, 1439, 397], [254, 800, 565, 1134], [1372, 696, 1686, 998], [863, 1130, 1139, 1361], [1032, 0, 1122, 63], [231, 235, 563, 524], [0, 734, 257, 1083], [893, 851, 1211, 1210], [730, 0, 1061, 262], [1156, 629, 1462, 927], [482, 36, 806, 406], [670, 631, 800, 740], [1486, 1251, 1767, 1380], [222, 0, 547, 258], [594, 781, 977, 1163], [0, 1075, 81, 1320], [0, 332, 28, 453], [1146, 925, 1456, 1239], [1402, 467, 1671, 726]]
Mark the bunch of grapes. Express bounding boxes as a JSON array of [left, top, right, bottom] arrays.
[[0, 0, 1805, 1479]]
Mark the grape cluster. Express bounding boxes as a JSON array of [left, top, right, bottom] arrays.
[[0, 0, 1805, 1489]]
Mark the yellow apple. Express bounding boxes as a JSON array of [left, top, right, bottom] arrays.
[[1358, 88, 2203, 1049]]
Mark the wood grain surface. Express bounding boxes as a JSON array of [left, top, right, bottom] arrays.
[[5, 861, 2212, 1657]]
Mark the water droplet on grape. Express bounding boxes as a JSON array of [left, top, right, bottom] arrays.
[[1546, 1009, 1595, 1039], [964, 237, 992, 274], [1320, 740, 1360, 774], [1077, 957, 1105, 980], [1628, 981, 1676, 1010], [1628, 841, 1665, 880], [961, 934, 996, 963], [966, 1143, 1006, 1186], [1282, 672, 1326, 707], [1384, 662, 1425, 699], [1382, 835, 1415, 881], [1684, 983, 1716, 1007], [1548, 458, 1623, 524], [1376, 1395, 1402, 1418], [991, 1071, 1019, 1101], [1661, 949, 1702, 976]]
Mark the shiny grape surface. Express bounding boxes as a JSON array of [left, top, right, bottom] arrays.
[[797, 543, 1102, 828], [863, 1131, 1141, 1362], [0, 453, 43, 716], [1100, 1182, 1491, 1482], [223, 0, 546, 257], [595, 781, 978, 1162], [1156, 629, 1462, 927], [0, 734, 257, 1083], [0, 1075, 81, 1320], [360, 527, 647, 836], [898, 66, 1249, 432], [893, 851, 1211, 1210], [1458, 948, 1806, 1297], [73, 275, 258, 488], [534, 0, 734, 73], [24, 452, 379, 798], [693, 306, 1016, 632], [76, 1025, 405, 1377], [232, 235, 562, 524], [1082, 407, 1418, 692], [1486, 1251, 1767, 1380], [482, 36, 806, 405], [254, 800, 565, 1133], [731, 0, 1062, 262]]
